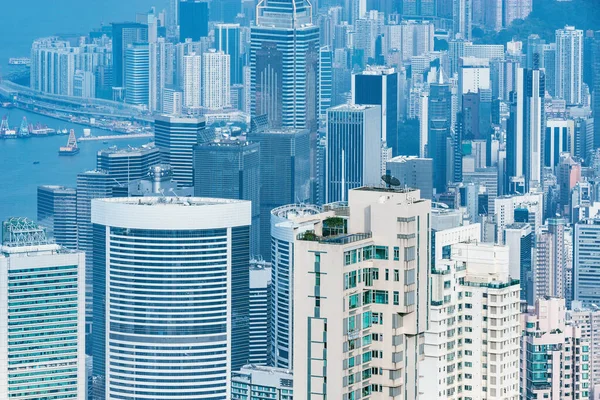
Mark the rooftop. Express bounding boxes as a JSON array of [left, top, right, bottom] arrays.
[[95, 197, 248, 207], [97, 143, 157, 156], [272, 204, 322, 220]]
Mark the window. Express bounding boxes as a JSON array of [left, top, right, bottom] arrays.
[[363, 311, 372, 328], [405, 291, 415, 306], [405, 246, 416, 261], [345, 271, 357, 290], [385, 269, 389, 281], [393, 291, 399, 305], [393, 247, 400, 261], [349, 294, 360, 309], [375, 246, 388, 260], [405, 269, 416, 285], [394, 269, 400, 282]]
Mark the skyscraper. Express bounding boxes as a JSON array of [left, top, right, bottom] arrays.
[[247, 129, 311, 259], [0, 218, 86, 399], [574, 218, 600, 306], [269, 204, 322, 369], [352, 66, 399, 153], [215, 23, 242, 85], [249, 262, 271, 365], [325, 104, 382, 203], [202, 49, 231, 109], [504, 222, 534, 304], [250, 0, 320, 130], [124, 43, 149, 106], [96, 144, 161, 184], [37, 185, 78, 249], [319, 46, 333, 117], [193, 139, 261, 256], [536, 218, 568, 301], [154, 115, 208, 187], [427, 70, 452, 194], [293, 187, 430, 399], [556, 26, 584, 105], [179, 0, 209, 41], [149, 38, 174, 112], [592, 31, 600, 148], [111, 22, 148, 88], [506, 66, 545, 193], [182, 52, 202, 110], [453, 0, 472, 40], [386, 156, 434, 199], [92, 197, 251, 400]]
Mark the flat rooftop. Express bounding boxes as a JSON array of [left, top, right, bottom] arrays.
[[95, 197, 248, 207]]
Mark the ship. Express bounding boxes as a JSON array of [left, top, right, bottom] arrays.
[[58, 129, 80, 156], [29, 122, 55, 136], [8, 57, 31, 66], [17, 117, 30, 138], [0, 115, 16, 139]]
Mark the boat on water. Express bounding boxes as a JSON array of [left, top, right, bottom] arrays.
[[59, 130, 80, 156], [8, 57, 30, 66], [33, 161, 40, 165]]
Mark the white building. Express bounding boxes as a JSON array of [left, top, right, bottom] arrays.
[[232, 365, 293, 399], [521, 298, 591, 399], [73, 70, 95, 98], [91, 197, 251, 399], [149, 38, 174, 112], [162, 87, 183, 116], [458, 57, 490, 108], [387, 20, 435, 62], [568, 301, 600, 391], [555, 26, 584, 106], [0, 217, 86, 399], [494, 192, 544, 241], [293, 187, 430, 399], [182, 52, 202, 110], [420, 242, 521, 399], [202, 49, 231, 109]]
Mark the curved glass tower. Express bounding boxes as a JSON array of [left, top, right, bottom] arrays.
[[91, 197, 251, 400], [269, 204, 321, 368]]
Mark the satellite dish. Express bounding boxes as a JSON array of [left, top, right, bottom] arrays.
[[381, 174, 400, 188]]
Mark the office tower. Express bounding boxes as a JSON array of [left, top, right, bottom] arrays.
[[294, 187, 430, 399], [149, 38, 174, 112], [568, 302, 600, 389], [428, 70, 452, 194], [352, 66, 399, 153], [211, 0, 241, 23], [193, 139, 261, 256], [573, 117, 594, 160], [162, 87, 183, 115], [535, 218, 568, 300], [154, 115, 207, 187], [421, 243, 520, 399], [232, 365, 293, 399], [124, 43, 149, 106], [386, 156, 433, 199], [453, 0, 472, 40], [325, 104, 381, 203], [556, 26, 584, 105], [215, 23, 242, 84], [574, 218, 600, 306], [76, 170, 114, 331], [506, 66, 545, 193], [182, 52, 201, 110], [111, 23, 148, 88], [319, 46, 333, 117], [202, 50, 231, 109], [247, 129, 311, 259], [91, 197, 250, 400], [521, 298, 591, 399], [0, 218, 86, 399], [249, 261, 271, 365], [269, 204, 321, 368], [179, 0, 209, 41], [175, 39, 205, 88], [461, 90, 492, 141], [96, 144, 161, 184], [37, 185, 78, 249], [250, 0, 319, 130], [458, 56, 490, 108], [504, 222, 534, 304], [593, 32, 600, 148], [545, 118, 575, 168]]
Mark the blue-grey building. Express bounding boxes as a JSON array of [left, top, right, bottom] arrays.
[[215, 23, 242, 85], [96, 144, 161, 185], [124, 43, 149, 106], [37, 185, 78, 249], [428, 72, 452, 194], [575, 218, 600, 306], [111, 22, 148, 88], [179, 0, 209, 41]]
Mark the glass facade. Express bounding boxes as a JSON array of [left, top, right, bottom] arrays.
[[37, 185, 77, 249]]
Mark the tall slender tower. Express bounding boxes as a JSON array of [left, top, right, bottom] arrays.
[[250, 0, 320, 130], [555, 26, 584, 106]]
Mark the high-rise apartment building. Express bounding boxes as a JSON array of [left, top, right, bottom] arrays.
[[568, 302, 600, 389], [352, 66, 399, 153], [37, 185, 78, 249], [96, 144, 161, 184], [250, 0, 319, 130], [453, 0, 472, 40], [458, 56, 490, 108], [193, 139, 261, 256], [293, 186, 430, 399], [556, 26, 584, 105], [111, 22, 148, 88], [91, 197, 251, 400], [179, 0, 209, 41], [535, 218, 568, 301], [149, 38, 174, 113], [521, 297, 591, 399], [182, 52, 202, 110], [325, 104, 381, 203], [247, 129, 311, 259], [269, 204, 322, 368], [421, 242, 521, 399], [30, 38, 79, 96], [0, 218, 86, 399], [124, 43, 149, 106], [202, 50, 231, 109], [154, 115, 208, 187]]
